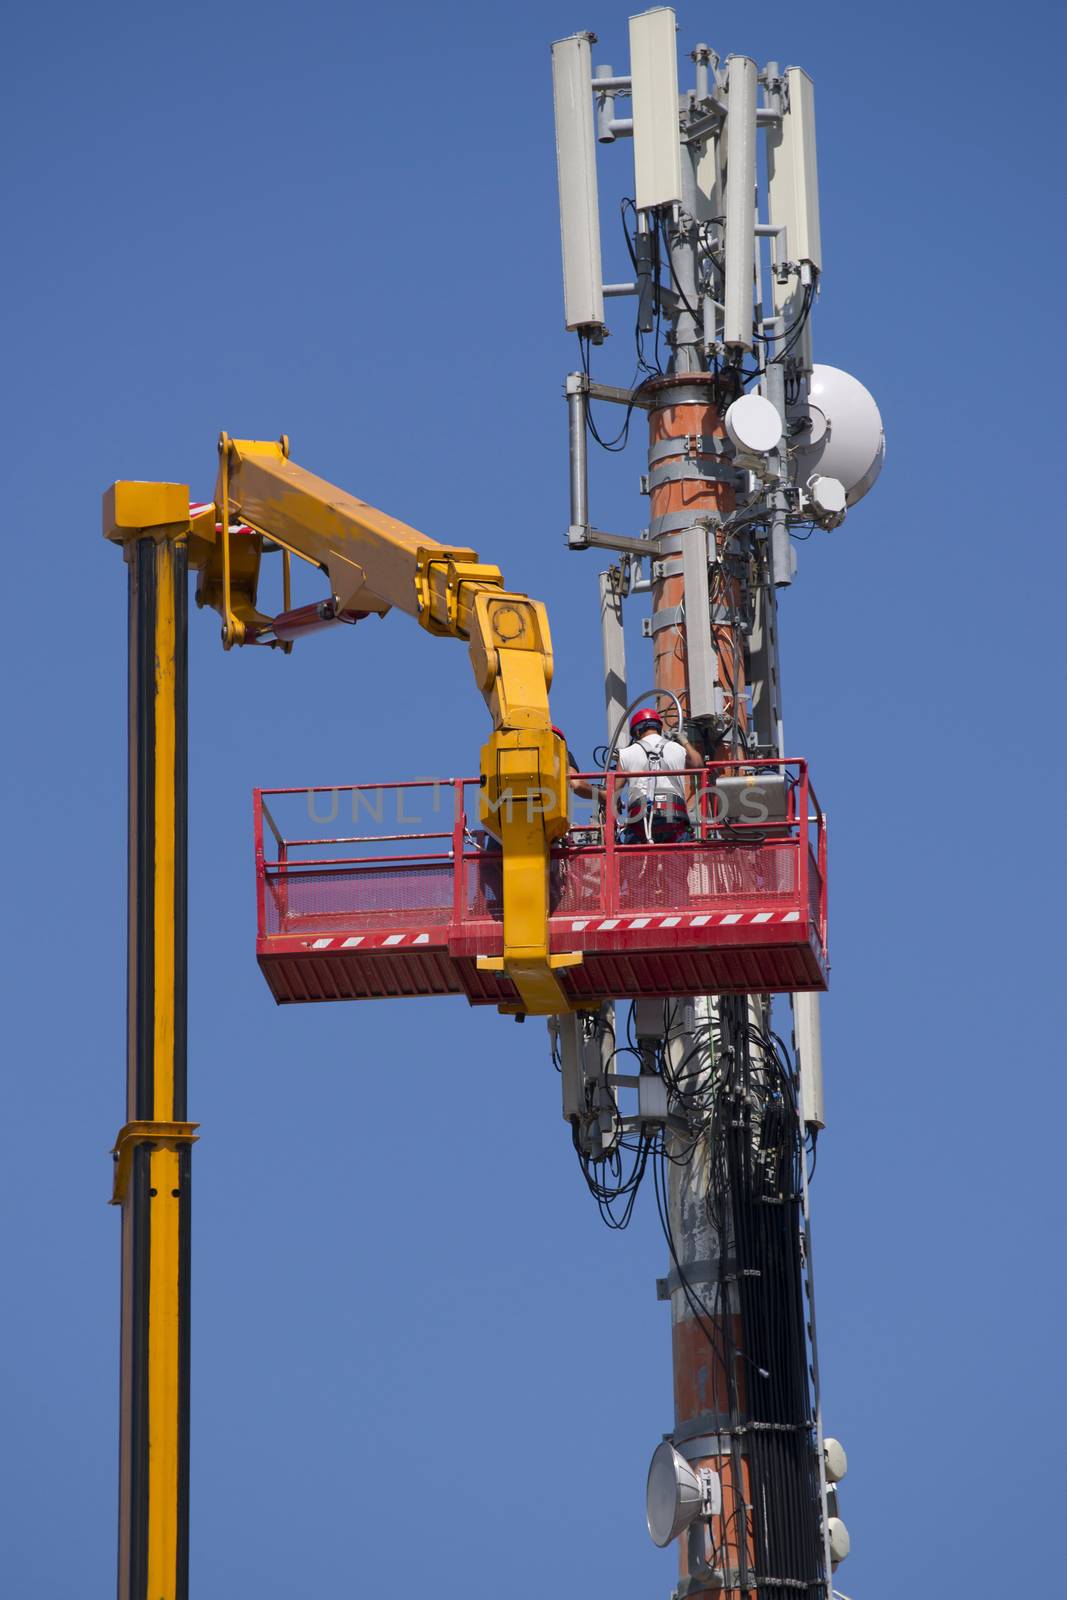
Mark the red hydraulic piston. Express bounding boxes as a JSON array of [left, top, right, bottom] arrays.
[[251, 599, 369, 644]]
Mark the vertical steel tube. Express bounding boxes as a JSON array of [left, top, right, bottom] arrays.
[[598, 567, 628, 744], [692, 44, 711, 103], [762, 358, 793, 589], [595, 62, 617, 143], [116, 531, 191, 1600], [566, 375, 589, 539], [793, 991, 826, 1132], [668, 150, 704, 374]]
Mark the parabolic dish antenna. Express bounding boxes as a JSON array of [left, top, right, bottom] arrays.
[[793, 364, 885, 507]]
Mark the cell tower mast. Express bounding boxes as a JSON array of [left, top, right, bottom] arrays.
[[103, 13, 882, 1592], [551, 12, 882, 1596]]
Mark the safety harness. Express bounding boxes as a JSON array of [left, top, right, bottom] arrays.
[[624, 737, 689, 840]]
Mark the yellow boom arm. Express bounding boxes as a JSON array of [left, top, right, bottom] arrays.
[[109, 435, 580, 1015]]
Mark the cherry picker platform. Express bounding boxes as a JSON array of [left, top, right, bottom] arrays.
[[254, 759, 827, 1009]]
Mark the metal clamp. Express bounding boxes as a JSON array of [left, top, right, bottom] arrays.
[[648, 457, 739, 491], [675, 1569, 728, 1600], [643, 604, 685, 638], [565, 371, 654, 410], [650, 508, 726, 538], [569, 526, 652, 557], [647, 433, 731, 467], [656, 1255, 746, 1299], [671, 1409, 735, 1442], [110, 1120, 200, 1206]]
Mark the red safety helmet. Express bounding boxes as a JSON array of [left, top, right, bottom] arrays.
[[630, 707, 663, 736]]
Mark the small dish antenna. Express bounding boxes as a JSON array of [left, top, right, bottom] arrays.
[[646, 1441, 722, 1547], [724, 393, 783, 456]]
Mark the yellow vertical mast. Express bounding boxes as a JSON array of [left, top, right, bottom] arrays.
[[105, 484, 199, 1600]]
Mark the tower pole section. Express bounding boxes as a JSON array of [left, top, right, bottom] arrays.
[[644, 375, 757, 1598], [105, 484, 198, 1600]]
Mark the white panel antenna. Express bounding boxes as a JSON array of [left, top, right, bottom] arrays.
[[767, 68, 821, 271], [692, 125, 722, 224], [767, 68, 821, 370], [552, 33, 605, 331], [723, 55, 758, 349], [629, 8, 682, 211]]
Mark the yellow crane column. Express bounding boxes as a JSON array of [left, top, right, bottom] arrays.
[[105, 483, 198, 1600]]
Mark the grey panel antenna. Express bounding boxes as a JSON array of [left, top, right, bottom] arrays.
[[552, 34, 606, 331], [629, 7, 683, 211], [723, 55, 757, 350]]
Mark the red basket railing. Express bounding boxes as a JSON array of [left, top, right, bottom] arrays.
[[254, 759, 826, 957]]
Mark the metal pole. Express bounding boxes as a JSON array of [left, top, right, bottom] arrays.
[[645, 369, 754, 1598], [762, 358, 794, 591], [598, 565, 628, 744], [567, 373, 589, 541], [105, 487, 196, 1600], [668, 150, 704, 374], [652, 166, 822, 1596], [750, 363, 788, 754]]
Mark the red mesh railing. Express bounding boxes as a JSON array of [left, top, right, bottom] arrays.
[[552, 849, 606, 917], [808, 848, 823, 938], [464, 848, 607, 922], [255, 762, 826, 946], [465, 853, 502, 920], [265, 862, 453, 936], [616, 841, 797, 912]]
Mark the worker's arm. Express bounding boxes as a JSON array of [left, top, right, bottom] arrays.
[[664, 729, 704, 769], [567, 754, 603, 802], [183, 435, 581, 1015]]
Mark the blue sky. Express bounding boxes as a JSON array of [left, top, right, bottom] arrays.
[[2, 2, 1063, 1595]]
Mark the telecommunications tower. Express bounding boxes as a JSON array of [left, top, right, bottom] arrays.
[[550, 12, 883, 1597], [102, 12, 883, 1595]]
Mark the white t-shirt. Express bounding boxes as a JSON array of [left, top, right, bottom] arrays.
[[618, 733, 687, 806]]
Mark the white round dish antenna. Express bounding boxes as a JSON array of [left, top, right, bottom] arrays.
[[823, 1437, 848, 1484], [827, 1516, 851, 1565], [793, 365, 885, 506], [646, 1442, 703, 1547], [808, 475, 847, 520], [725, 393, 782, 456]]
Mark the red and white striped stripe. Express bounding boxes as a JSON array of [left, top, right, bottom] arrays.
[[566, 910, 801, 933], [296, 910, 803, 952], [303, 931, 437, 951]]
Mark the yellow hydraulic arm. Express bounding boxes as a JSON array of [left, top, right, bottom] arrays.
[[103, 435, 582, 1600], [190, 432, 581, 1017]]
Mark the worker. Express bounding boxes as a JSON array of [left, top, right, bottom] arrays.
[[554, 726, 603, 804], [617, 708, 703, 843]]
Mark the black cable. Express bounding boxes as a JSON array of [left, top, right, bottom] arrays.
[[620, 199, 663, 379], [564, 998, 826, 1592], [752, 279, 815, 352], [658, 212, 700, 322], [577, 333, 650, 453], [770, 281, 816, 367]]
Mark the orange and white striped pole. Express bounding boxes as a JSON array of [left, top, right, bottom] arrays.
[[645, 374, 756, 1598]]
